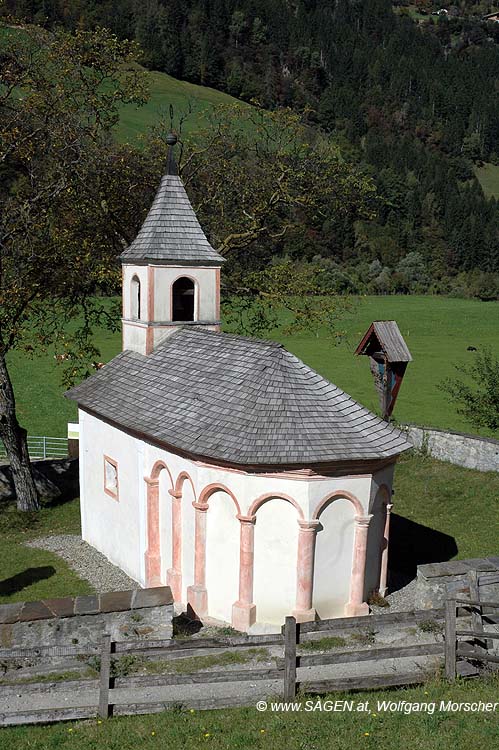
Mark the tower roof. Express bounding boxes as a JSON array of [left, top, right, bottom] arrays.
[[120, 136, 224, 267], [66, 327, 411, 468]]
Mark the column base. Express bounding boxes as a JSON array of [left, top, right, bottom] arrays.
[[292, 608, 317, 624], [231, 601, 256, 631], [344, 601, 370, 617], [144, 552, 162, 588], [166, 568, 182, 602], [187, 585, 208, 618], [379, 587, 388, 598]]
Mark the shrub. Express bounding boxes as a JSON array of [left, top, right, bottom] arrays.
[[439, 347, 499, 431]]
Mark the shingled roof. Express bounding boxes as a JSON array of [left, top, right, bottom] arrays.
[[120, 135, 224, 266], [66, 328, 411, 467], [355, 321, 412, 363]]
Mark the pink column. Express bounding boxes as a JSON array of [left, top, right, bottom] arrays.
[[232, 515, 257, 631], [379, 503, 393, 597], [186, 502, 208, 617], [345, 514, 373, 617], [293, 520, 320, 623], [166, 489, 182, 601], [144, 478, 162, 587]]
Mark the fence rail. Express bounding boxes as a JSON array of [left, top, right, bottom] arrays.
[[0, 435, 68, 460], [444, 569, 499, 680], [0, 607, 460, 726]]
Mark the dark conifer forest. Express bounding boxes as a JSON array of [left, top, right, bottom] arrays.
[[3, 0, 499, 296]]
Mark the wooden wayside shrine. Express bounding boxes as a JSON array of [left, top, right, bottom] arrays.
[[355, 320, 412, 420]]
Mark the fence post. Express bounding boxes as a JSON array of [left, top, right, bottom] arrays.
[[43, 435, 47, 459], [444, 598, 456, 681], [98, 634, 112, 719], [283, 616, 297, 700], [467, 570, 486, 652]]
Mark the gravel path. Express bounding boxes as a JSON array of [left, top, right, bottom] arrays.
[[370, 577, 417, 615], [26, 535, 137, 593]]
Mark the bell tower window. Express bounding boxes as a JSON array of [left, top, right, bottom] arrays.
[[172, 277, 195, 322], [131, 275, 141, 320]]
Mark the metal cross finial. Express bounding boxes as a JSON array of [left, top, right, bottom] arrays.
[[166, 131, 178, 176]]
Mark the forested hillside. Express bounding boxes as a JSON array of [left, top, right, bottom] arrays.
[[2, 0, 499, 295]]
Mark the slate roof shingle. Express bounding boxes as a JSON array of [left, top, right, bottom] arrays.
[[120, 175, 225, 266], [66, 327, 412, 466]]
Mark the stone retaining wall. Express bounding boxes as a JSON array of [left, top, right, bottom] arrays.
[[415, 557, 499, 612], [0, 458, 79, 504], [0, 587, 173, 648], [404, 424, 499, 472]]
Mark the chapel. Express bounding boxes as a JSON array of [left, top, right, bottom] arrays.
[[66, 135, 411, 631]]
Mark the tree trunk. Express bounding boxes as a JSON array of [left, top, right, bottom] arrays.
[[0, 353, 40, 511]]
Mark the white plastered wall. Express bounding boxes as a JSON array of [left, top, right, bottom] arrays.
[[313, 497, 356, 619], [152, 266, 218, 322], [122, 265, 149, 353], [79, 409, 395, 625], [78, 409, 143, 584], [159, 469, 173, 584], [309, 474, 371, 620], [205, 490, 240, 622], [365, 463, 396, 598]]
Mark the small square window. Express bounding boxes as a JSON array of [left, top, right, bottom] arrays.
[[104, 456, 119, 500]]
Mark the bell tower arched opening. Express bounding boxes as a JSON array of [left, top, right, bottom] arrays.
[[131, 274, 141, 320], [172, 277, 195, 322]]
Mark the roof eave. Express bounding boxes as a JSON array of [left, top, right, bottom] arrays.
[[71, 403, 411, 471], [120, 256, 225, 267]]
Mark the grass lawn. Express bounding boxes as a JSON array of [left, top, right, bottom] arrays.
[[0, 499, 90, 605], [0, 673, 498, 749], [474, 162, 499, 199], [8, 295, 498, 439], [393, 454, 499, 561]]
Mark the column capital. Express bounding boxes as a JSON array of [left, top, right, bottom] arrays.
[[298, 519, 321, 531], [168, 489, 182, 499], [354, 514, 373, 528], [385, 503, 394, 514], [237, 514, 257, 525], [193, 501, 209, 512], [144, 476, 159, 488]]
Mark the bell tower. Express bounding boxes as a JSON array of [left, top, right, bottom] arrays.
[[121, 134, 224, 355]]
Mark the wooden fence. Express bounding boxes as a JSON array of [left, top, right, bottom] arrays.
[[444, 570, 499, 680], [1, 595, 498, 726], [0, 607, 449, 726]]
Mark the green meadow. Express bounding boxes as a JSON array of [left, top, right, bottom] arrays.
[[115, 68, 245, 145], [474, 162, 499, 199], [8, 295, 499, 440]]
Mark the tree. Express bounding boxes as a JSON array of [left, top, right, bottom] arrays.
[[146, 103, 377, 341], [0, 23, 147, 510], [439, 348, 499, 432], [178, 105, 377, 258]]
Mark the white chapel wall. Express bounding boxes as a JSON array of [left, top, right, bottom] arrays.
[[364, 463, 396, 598], [205, 490, 240, 622], [313, 497, 356, 619], [122, 265, 148, 320], [159, 469, 173, 585], [80, 410, 393, 625], [181, 479, 196, 603], [253, 499, 299, 624], [79, 409, 143, 584], [152, 266, 218, 321]]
